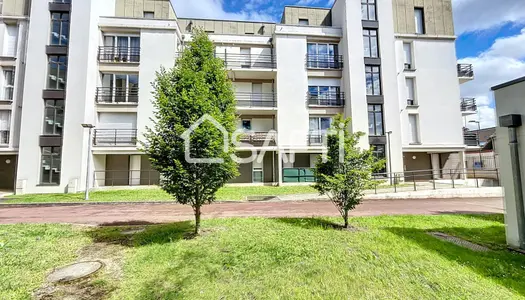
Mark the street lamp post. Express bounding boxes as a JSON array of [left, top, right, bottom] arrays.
[[387, 131, 393, 185], [81, 124, 95, 200], [469, 120, 483, 168]]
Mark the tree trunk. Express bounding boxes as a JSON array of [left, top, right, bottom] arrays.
[[343, 210, 349, 228], [194, 205, 201, 235]]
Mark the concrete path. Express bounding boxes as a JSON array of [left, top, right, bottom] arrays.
[[0, 197, 503, 225]]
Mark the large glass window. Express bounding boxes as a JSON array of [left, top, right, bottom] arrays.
[[309, 117, 333, 132], [40, 146, 61, 185], [368, 105, 384, 136], [3, 69, 14, 100], [361, 0, 376, 21], [403, 43, 413, 70], [308, 86, 341, 106], [363, 29, 379, 58], [101, 73, 139, 103], [50, 12, 69, 46], [47, 56, 68, 90], [365, 66, 381, 95], [371, 144, 387, 173], [415, 8, 425, 34], [0, 110, 10, 145], [307, 43, 339, 68], [406, 78, 416, 105], [408, 114, 420, 144], [103, 35, 141, 62], [43, 100, 64, 135]]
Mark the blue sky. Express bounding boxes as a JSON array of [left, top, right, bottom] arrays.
[[171, 0, 525, 129]]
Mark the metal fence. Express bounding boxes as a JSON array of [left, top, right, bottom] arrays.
[[93, 129, 138, 146], [96, 87, 139, 104], [306, 54, 344, 69], [98, 46, 140, 63], [236, 92, 276, 107], [457, 63, 474, 78], [215, 53, 276, 69], [307, 92, 345, 106]]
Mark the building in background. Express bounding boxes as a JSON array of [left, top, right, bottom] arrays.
[[1, 0, 473, 194]]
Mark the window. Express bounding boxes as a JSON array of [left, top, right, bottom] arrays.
[[371, 144, 386, 173], [144, 11, 154, 19], [103, 35, 141, 62], [253, 160, 263, 183], [309, 117, 332, 133], [308, 86, 341, 105], [101, 73, 139, 103], [403, 43, 413, 70], [298, 19, 309, 25], [0, 110, 10, 145], [50, 12, 69, 46], [240, 48, 251, 68], [361, 0, 376, 21], [47, 56, 68, 90], [363, 29, 379, 58], [43, 100, 64, 135], [365, 65, 381, 95], [40, 146, 61, 185], [3, 25, 18, 57], [408, 114, 420, 144], [307, 43, 339, 69], [414, 8, 425, 34], [406, 78, 416, 105], [3, 69, 14, 101], [368, 105, 384, 136], [242, 120, 252, 130]]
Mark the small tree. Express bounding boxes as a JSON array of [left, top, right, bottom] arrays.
[[313, 115, 385, 228], [143, 29, 238, 235]]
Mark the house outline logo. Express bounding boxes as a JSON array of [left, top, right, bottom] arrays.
[[181, 114, 229, 164]]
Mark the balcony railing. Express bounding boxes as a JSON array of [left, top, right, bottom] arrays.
[[460, 97, 477, 112], [239, 131, 277, 146], [457, 64, 474, 78], [215, 53, 276, 69], [306, 54, 344, 69], [308, 92, 345, 107], [283, 168, 315, 183], [96, 87, 139, 104], [236, 92, 276, 108], [308, 133, 327, 145], [464, 133, 479, 147], [93, 129, 137, 146], [0, 130, 9, 146], [98, 46, 140, 63]]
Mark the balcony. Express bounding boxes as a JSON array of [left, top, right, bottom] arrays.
[[239, 131, 277, 147], [464, 132, 479, 147], [457, 64, 474, 83], [96, 87, 139, 104], [306, 54, 344, 69], [460, 97, 477, 116], [308, 133, 327, 146], [93, 129, 137, 147], [308, 92, 345, 107], [0, 130, 9, 146], [236, 92, 276, 108], [98, 47, 140, 63], [215, 53, 276, 69]]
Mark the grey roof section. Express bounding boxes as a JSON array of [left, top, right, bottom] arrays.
[[491, 76, 525, 91]]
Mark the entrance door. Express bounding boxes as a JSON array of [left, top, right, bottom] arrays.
[[0, 155, 16, 190]]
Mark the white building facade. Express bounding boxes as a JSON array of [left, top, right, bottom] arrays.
[[0, 0, 474, 194]]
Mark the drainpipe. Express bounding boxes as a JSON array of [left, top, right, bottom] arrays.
[[500, 114, 525, 249]]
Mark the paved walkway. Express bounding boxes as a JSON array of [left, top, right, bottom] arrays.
[[0, 197, 503, 225]]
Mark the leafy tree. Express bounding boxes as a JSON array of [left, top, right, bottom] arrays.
[[313, 115, 385, 228], [143, 29, 238, 235]]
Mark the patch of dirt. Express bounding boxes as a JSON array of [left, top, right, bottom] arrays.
[[34, 243, 125, 300]]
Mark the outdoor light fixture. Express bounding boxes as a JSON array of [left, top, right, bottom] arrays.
[[5, 159, 10, 164]]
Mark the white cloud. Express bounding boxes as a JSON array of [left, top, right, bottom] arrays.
[[452, 0, 525, 34], [170, 0, 276, 22], [460, 28, 525, 129]]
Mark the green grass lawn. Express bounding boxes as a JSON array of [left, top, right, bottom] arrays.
[[2, 185, 318, 204], [2, 214, 525, 299]]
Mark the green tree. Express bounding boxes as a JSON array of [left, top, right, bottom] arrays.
[[313, 115, 385, 228], [143, 29, 239, 235]]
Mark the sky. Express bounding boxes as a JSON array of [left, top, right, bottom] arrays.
[[170, 0, 525, 129]]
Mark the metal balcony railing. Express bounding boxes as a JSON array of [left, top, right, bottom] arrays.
[[236, 92, 276, 108], [215, 53, 276, 69], [308, 133, 327, 145], [0, 130, 9, 146], [460, 97, 477, 112], [98, 46, 140, 63], [93, 129, 137, 146], [307, 92, 345, 106], [239, 131, 277, 146], [306, 54, 344, 69], [464, 133, 479, 147], [457, 64, 474, 78], [283, 168, 315, 183], [96, 87, 139, 104]]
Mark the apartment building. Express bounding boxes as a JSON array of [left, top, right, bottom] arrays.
[[1, 0, 474, 194]]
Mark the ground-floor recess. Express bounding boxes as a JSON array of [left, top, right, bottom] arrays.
[[0, 154, 16, 191]]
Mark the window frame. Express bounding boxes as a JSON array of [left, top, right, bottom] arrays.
[[101, 73, 139, 103], [414, 7, 425, 34], [361, 0, 377, 21], [309, 116, 333, 133], [363, 29, 379, 58], [0, 110, 10, 145], [47, 55, 68, 90], [365, 65, 382, 96], [298, 19, 309, 25], [43, 99, 65, 135], [144, 11, 155, 19], [307, 43, 340, 69], [50, 12, 70, 46], [3, 69, 14, 101], [371, 144, 387, 174], [408, 113, 421, 144], [403, 42, 414, 70], [405, 77, 416, 106], [40, 146, 62, 185], [368, 104, 384, 136]]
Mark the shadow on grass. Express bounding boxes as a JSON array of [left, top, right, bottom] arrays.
[[88, 221, 195, 247], [387, 225, 525, 297], [276, 217, 353, 231]]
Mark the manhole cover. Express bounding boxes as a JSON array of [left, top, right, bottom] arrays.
[[121, 228, 145, 235], [428, 232, 490, 252], [47, 261, 103, 283]]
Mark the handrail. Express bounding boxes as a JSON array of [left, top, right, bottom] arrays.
[[457, 64, 474, 78], [236, 92, 276, 107], [460, 97, 477, 111], [98, 46, 141, 63], [307, 92, 345, 106], [93, 129, 137, 146], [306, 54, 344, 69], [96, 87, 139, 104]]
